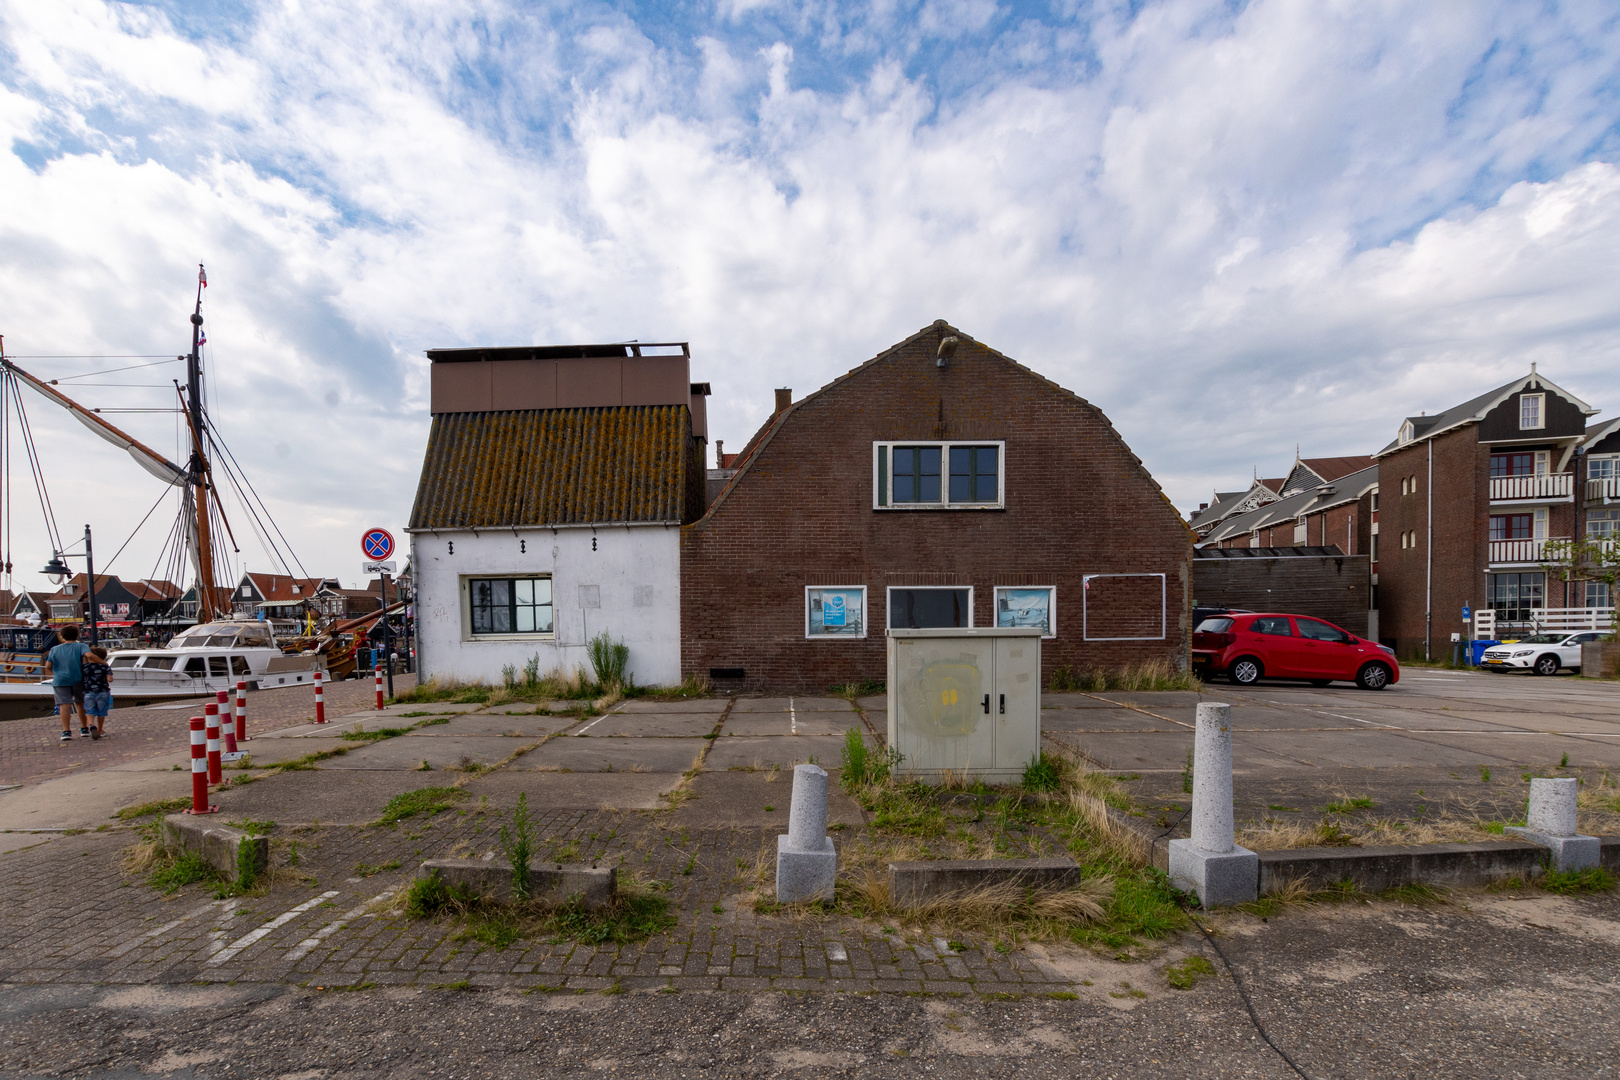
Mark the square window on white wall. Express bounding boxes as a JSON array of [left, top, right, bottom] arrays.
[[994, 587, 1055, 638], [806, 586, 866, 638]]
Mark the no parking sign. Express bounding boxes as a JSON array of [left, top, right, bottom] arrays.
[[362, 528, 395, 562]]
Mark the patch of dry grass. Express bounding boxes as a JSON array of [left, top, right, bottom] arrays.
[[1049, 658, 1201, 693]]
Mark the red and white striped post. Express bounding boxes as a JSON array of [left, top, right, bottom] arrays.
[[234, 679, 248, 742], [218, 691, 238, 755], [205, 703, 223, 785], [374, 663, 384, 710], [184, 716, 217, 814], [313, 669, 326, 724]]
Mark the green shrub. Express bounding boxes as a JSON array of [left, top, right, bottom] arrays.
[[840, 729, 870, 789], [1023, 752, 1061, 792], [149, 851, 221, 895], [1541, 866, 1616, 894], [586, 632, 630, 689], [499, 793, 536, 901], [405, 872, 476, 917]]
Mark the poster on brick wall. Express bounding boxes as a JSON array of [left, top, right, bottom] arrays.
[[807, 587, 865, 637]]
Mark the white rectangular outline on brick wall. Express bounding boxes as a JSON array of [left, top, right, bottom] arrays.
[[1081, 573, 1166, 641], [992, 586, 1056, 639], [885, 586, 975, 632], [804, 585, 868, 640]]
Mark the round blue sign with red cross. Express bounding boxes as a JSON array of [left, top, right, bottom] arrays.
[[362, 528, 395, 561]]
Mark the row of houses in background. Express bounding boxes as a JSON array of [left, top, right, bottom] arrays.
[[0, 569, 408, 640], [408, 323, 1192, 691], [1188, 367, 1620, 658]]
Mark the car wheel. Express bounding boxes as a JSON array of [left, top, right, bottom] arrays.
[[1533, 654, 1560, 676], [1355, 662, 1391, 691], [1229, 658, 1262, 686], [1309, 679, 1332, 687]]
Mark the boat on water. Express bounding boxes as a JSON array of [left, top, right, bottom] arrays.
[[0, 266, 328, 720]]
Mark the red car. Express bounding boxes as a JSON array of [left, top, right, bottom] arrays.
[[1192, 613, 1399, 690]]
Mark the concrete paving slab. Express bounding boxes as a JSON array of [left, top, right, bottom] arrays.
[[1039, 708, 1180, 733], [1038, 693, 1121, 709], [1439, 710, 1620, 735], [1235, 729, 1522, 770], [1402, 731, 1620, 769], [665, 771, 867, 829], [1045, 730, 1195, 773], [410, 714, 577, 738], [730, 697, 853, 713], [516, 737, 702, 774], [459, 770, 679, 810], [0, 762, 185, 830], [319, 735, 524, 772], [582, 713, 722, 738], [205, 769, 447, 825], [703, 735, 852, 771], [615, 699, 728, 715], [855, 694, 886, 713], [103, 736, 350, 770], [723, 712, 864, 737]]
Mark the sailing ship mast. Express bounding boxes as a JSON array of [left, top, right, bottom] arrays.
[[184, 266, 219, 622]]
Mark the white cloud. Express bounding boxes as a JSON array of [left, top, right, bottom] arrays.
[[0, 0, 1617, 597]]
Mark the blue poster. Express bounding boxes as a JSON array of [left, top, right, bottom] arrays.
[[824, 593, 846, 626]]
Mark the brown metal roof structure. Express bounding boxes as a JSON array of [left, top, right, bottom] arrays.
[[409, 405, 693, 530]]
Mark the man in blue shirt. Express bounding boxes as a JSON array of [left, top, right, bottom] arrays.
[[45, 625, 91, 742]]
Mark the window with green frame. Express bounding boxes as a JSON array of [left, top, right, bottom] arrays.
[[873, 442, 1003, 508]]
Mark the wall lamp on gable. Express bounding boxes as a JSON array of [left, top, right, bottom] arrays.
[[937, 336, 959, 369]]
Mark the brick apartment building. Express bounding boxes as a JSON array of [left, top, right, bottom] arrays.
[[681, 320, 1194, 691]]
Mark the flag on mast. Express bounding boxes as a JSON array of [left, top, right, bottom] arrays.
[[199, 267, 208, 288]]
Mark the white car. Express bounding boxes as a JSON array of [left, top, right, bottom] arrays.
[[1480, 631, 1605, 676]]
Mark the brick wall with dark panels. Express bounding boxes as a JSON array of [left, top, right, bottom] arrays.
[[680, 324, 1193, 691], [1191, 555, 1371, 635]]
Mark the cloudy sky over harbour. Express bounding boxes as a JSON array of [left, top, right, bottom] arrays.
[[1, 1, 1619, 592]]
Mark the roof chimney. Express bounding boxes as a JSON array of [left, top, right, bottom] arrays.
[[714, 440, 723, 466], [774, 388, 792, 414]]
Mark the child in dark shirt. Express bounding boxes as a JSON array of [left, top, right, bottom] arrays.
[[82, 647, 112, 741]]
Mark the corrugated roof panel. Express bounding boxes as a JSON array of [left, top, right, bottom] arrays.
[[409, 405, 690, 529]]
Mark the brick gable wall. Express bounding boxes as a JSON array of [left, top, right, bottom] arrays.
[[679, 326, 1192, 691]]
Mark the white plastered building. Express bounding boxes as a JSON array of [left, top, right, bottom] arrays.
[[407, 343, 709, 688]]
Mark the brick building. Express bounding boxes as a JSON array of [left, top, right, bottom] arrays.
[[1373, 368, 1598, 657], [681, 320, 1194, 691]]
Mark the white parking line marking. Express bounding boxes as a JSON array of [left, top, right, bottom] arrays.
[[204, 899, 241, 955], [284, 889, 397, 963], [789, 697, 798, 736], [574, 714, 610, 736], [208, 891, 340, 965], [108, 898, 229, 958]]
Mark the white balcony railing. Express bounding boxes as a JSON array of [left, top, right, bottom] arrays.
[[1474, 607, 1615, 639], [1483, 537, 1568, 563], [1490, 474, 1572, 501], [1587, 476, 1620, 502]]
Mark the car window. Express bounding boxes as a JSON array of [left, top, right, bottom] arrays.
[[1296, 618, 1351, 643], [1250, 616, 1293, 637], [1196, 617, 1234, 633]]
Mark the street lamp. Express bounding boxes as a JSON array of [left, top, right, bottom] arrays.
[[40, 524, 98, 645]]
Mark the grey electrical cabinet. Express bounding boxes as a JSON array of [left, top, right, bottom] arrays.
[[885, 627, 1042, 783]]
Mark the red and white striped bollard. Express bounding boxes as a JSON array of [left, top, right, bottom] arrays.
[[374, 663, 384, 710], [184, 716, 216, 814], [205, 703, 222, 785], [313, 669, 326, 724], [217, 691, 238, 755], [235, 679, 248, 742]]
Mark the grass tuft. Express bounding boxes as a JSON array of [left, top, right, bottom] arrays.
[[1540, 866, 1616, 895], [1049, 658, 1200, 692], [1164, 955, 1216, 990], [378, 786, 467, 826]]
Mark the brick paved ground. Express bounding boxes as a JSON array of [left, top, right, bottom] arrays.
[[0, 674, 415, 787]]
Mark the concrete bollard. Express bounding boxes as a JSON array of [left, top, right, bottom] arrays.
[[1506, 777, 1599, 872], [776, 763, 837, 903], [314, 669, 326, 724], [1168, 702, 1258, 908], [235, 679, 248, 742]]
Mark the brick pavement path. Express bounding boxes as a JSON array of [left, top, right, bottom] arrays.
[[0, 674, 416, 787]]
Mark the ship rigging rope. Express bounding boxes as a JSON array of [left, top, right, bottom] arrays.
[[201, 410, 309, 581]]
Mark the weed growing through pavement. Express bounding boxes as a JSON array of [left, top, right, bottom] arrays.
[[1540, 866, 1616, 894], [1480, 766, 1492, 782], [1048, 658, 1201, 692], [113, 798, 191, 820], [1324, 796, 1375, 813], [378, 786, 468, 826], [499, 793, 536, 900], [403, 869, 675, 947], [1164, 956, 1216, 990]]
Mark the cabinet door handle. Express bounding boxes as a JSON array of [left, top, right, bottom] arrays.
[[982, 694, 990, 714], [999, 694, 1005, 715]]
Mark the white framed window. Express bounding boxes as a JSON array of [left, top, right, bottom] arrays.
[[1399, 421, 1413, 444], [462, 575, 554, 638], [1292, 518, 1307, 544], [1081, 573, 1166, 641], [1369, 490, 1379, 511], [886, 586, 973, 630], [873, 442, 1005, 509], [994, 586, 1055, 638], [1587, 509, 1620, 539], [1369, 533, 1378, 561], [1587, 582, 1612, 609], [805, 586, 866, 639], [1589, 456, 1619, 481], [1520, 393, 1545, 430]]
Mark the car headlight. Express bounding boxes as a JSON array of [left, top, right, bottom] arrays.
[[1378, 644, 1395, 657], [1512, 650, 1533, 657]]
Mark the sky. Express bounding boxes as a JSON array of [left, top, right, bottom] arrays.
[[1, 0, 1619, 595]]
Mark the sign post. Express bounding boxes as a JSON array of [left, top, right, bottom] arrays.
[[361, 529, 397, 701]]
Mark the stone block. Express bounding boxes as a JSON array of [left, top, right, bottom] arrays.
[[1525, 777, 1578, 836], [1503, 828, 1601, 873], [887, 858, 1086, 907], [417, 859, 616, 909], [1168, 838, 1257, 908], [776, 835, 836, 903], [160, 814, 268, 882]]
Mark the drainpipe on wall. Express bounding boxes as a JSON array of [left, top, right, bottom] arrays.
[[1425, 439, 1433, 661]]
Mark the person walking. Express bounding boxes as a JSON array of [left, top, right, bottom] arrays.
[[82, 646, 112, 741], [44, 625, 91, 742]]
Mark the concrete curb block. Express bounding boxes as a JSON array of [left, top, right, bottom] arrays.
[[1110, 806, 1620, 893], [417, 859, 616, 910], [888, 858, 1085, 907], [160, 814, 267, 882]]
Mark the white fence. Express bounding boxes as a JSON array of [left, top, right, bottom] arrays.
[[1588, 477, 1620, 502], [1488, 537, 1567, 564], [1490, 474, 1573, 501], [1473, 607, 1615, 639]]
